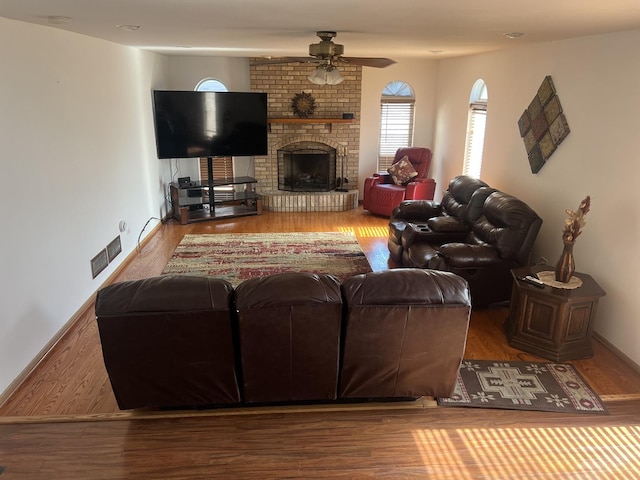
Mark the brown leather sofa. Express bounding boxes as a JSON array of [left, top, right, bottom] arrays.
[[95, 269, 471, 410], [388, 175, 492, 264], [401, 190, 543, 307]]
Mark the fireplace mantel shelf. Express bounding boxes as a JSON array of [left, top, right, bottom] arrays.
[[268, 117, 354, 132]]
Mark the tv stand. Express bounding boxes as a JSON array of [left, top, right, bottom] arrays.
[[170, 176, 261, 224]]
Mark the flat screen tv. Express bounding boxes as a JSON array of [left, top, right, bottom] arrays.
[[152, 90, 268, 159]]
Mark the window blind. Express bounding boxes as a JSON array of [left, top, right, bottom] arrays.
[[463, 103, 487, 178], [199, 156, 234, 181], [378, 101, 414, 171], [200, 157, 234, 201]]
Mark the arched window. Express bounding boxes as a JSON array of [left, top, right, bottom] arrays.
[[378, 81, 415, 171], [194, 79, 233, 188], [195, 78, 228, 92], [463, 80, 488, 179]]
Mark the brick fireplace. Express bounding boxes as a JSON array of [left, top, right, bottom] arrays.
[[250, 61, 361, 212]]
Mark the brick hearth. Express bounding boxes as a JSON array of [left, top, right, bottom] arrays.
[[259, 190, 358, 212]]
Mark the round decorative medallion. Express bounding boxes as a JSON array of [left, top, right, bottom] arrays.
[[291, 92, 316, 118]]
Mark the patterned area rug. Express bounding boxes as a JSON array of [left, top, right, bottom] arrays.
[[437, 360, 607, 414], [162, 232, 372, 286]]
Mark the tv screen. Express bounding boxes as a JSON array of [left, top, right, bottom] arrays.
[[152, 90, 268, 159]]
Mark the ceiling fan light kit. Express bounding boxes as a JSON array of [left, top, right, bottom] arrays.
[[252, 31, 395, 85], [308, 63, 345, 85]]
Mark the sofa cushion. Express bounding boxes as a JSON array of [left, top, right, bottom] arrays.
[[387, 156, 418, 185], [435, 243, 503, 268]]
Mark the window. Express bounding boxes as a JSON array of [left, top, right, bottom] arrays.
[[195, 78, 228, 92], [378, 81, 415, 171], [195, 79, 234, 195], [463, 80, 488, 179]]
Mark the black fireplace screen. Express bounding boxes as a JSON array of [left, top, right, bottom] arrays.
[[278, 148, 337, 192]]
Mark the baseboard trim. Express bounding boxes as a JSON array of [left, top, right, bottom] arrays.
[[0, 220, 164, 409], [593, 332, 640, 376]]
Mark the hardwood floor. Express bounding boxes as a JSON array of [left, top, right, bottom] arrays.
[[0, 208, 639, 478], [1, 399, 639, 479]]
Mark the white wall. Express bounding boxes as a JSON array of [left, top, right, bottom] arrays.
[[434, 29, 640, 366], [0, 18, 169, 394], [359, 60, 440, 195]]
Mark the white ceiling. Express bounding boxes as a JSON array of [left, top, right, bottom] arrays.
[[2, 0, 640, 60]]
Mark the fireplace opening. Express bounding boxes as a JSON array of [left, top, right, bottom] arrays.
[[278, 147, 336, 192]]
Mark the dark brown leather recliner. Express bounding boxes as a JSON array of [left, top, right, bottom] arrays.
[[405, 191, 543, 307], [388, 175, 492, 264], [95, 275, 240, 410], [234, 272, 343, 403], [339, 269, 471, 399]]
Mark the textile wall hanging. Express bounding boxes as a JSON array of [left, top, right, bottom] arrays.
[[518, 76, 570, 173]]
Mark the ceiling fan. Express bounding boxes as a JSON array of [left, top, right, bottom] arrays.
[[251, 31, 396, 85]]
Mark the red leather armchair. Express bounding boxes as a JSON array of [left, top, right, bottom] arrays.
[[363, 147, 436, 217]]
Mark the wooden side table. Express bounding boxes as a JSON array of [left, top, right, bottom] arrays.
[[505, 266, 606, 361]]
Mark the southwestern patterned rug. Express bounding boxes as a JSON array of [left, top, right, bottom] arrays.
[[162, 232, 372, 286], [437, 360, 607, 414]]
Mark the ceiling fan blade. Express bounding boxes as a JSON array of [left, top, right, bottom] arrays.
[[338, 57, 396, 68], [250, 56, 318, 66]]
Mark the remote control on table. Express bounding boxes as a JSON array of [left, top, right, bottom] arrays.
[[521, 275, 545, 288]]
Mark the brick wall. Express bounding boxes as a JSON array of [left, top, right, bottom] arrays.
[[250, 61, 362, 193]]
